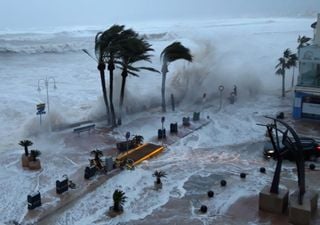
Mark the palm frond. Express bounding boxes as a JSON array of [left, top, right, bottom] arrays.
[[161, 42, 193, 64]]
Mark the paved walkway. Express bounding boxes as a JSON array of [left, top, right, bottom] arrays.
[[23, 118, 211, 224]]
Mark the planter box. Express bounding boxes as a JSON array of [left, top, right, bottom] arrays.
[[28, 159, 41, 170], [21, 154, 29, 167]]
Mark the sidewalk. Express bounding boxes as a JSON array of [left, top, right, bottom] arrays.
[[23, 118, 211, 224]]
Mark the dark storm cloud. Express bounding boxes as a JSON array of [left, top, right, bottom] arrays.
[[0, 0, 319, 29]]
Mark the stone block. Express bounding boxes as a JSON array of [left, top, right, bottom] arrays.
[[289, 190, 318, 225], [259, 185, 289, 214], [28, 159, 41, 170]]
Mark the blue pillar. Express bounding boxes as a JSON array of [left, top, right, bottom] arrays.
[[292, 91, 305, 119]]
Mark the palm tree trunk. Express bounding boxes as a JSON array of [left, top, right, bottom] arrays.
[[282, 66, 285, 97], [161, 64, 168, 112], [119, 69, 127, 122], [98, 63, 111, 124], [24, 146, 29, 156], [108, 60, 117, 127]]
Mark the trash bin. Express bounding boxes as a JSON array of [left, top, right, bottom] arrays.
[[27, 192, 41, 210], [170, 123, 178, 133], [158, 129, 166, 139], [56, 177, 69, 194]]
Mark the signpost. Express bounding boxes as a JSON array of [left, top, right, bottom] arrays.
[[218, 85, 224, 110], [36, 103, 46, 125]]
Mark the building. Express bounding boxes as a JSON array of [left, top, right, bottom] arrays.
[[293, 14, 320, 119]]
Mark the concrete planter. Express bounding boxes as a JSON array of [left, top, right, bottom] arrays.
[[154, 181, 163, 190], [21, 154, 29, 167], [28, 159, 41, 170], [108, 206, 124, 217]]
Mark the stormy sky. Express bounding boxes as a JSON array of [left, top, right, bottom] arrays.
[[0, 0, 319, 29]]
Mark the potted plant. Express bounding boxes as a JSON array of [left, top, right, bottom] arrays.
[[153, 170, 166, 190], [28, 150, 41, 170], [90, 149, 104, 170], [108, 189, 127, 217], [19, 140, 33, 167]]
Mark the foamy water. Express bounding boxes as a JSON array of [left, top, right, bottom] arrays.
[[0, 17, 316, 224]]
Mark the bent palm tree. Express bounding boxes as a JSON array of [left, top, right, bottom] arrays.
[[95, 25, 127, 126], [153, 170, 167, 184], [275, 49, 296, 97], [19, 140, 33, 156], [118, 34, 159, 122], [161, 42, 192, 112], [297, 35, 311, 49], [288, 53, 298, 88], [112, 189, 127, 212]]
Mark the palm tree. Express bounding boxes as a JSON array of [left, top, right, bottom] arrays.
[[161, 42, 192, 112], [297, 35, 311, 49], [94, 25, 127, 126], [153, 170, 167, 184], [29, 150, 41, 161], [90, 149, 103, 169], [112, 189, 127, 212], [275, 49, 296, 97], [288, 53, 298, 88], [118, 34, 159, 122], [19, 140, 33, 156]]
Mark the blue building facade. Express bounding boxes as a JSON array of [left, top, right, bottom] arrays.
[[293, 14, 320, 120]]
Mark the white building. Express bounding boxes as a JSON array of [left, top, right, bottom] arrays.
[[293, 14, 320, 119]]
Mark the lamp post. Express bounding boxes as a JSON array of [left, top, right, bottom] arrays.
[[37, 77, 57, 131]]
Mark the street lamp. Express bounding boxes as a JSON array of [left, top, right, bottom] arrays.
[[37, 77, 57, 131]]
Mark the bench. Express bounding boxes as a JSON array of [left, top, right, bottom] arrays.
[[73, 124, 95, 135]]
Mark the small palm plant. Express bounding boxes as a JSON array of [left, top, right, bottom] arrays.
[[28, 149, 41, 170], [112, 189, 127, 213], [153, 170, 167, 184], [19, 140, 33, 156], [132, 135, 144, 146], [90, 149, 103, 169], [29, 150, 41, 161]]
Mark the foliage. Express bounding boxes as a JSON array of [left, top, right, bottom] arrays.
[[19, 140, 33, 156], [112, 189, 127, 212], [153, 170, 167, 184], [161, 42, 193, 65], [275, 48, 297, 97], [29, 150, 41, 161], [160, 42, 192, 112], [297, 35, 312, 49]]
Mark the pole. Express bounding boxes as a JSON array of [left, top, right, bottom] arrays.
[[37, 76, 56, 132]]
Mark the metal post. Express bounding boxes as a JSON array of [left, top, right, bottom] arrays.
[[37, 77, 57, 132], [218, 85, 224, 110]]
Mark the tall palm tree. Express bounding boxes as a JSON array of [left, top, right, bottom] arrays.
[[153, 170, 167, 184], [19, 140, 33, 156], [112, 189, 127, 212], [94, 25, 127, 126], [160, 42, 192, 112], [288, 53, 298, 88], [118, 34, 159, 122], [275, 49, 296, 97]]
